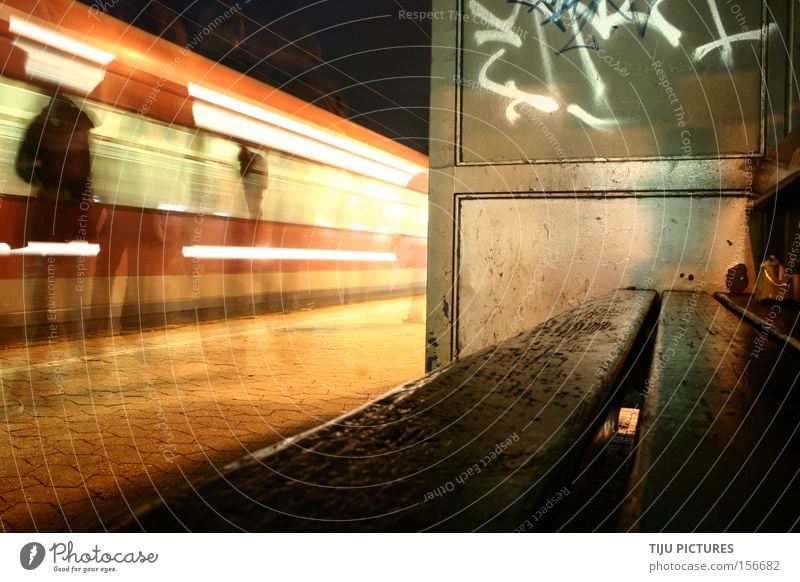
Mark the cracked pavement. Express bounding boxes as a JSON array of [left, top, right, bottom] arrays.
[[0, 297, 425, 531]]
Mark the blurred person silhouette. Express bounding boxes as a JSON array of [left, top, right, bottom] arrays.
[[89, 111, 177, 335], [90, 201, 168, 335], [15, 91, 97, 340], [221, 143, 269, 304], [222, 144, 268, 250], [238, 143, 268, 221], [16, 92, 95, 241]]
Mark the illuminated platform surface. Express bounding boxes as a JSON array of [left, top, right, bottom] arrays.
[[0, 297, 425, 532]]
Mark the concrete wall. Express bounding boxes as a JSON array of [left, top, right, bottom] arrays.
[[427, 0, 795, 365]]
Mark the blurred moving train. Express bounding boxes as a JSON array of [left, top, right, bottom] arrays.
[[0, 0, 428, 340]]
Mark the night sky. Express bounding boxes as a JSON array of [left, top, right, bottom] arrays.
[[77, 0, 433, 153]]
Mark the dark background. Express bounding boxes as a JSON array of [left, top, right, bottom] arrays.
[[77, 0, 433, 153]]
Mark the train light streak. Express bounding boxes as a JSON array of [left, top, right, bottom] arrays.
[[9, 16, 115, 65], [182, 246, 397, 262], [188, 84, 425, 176], [192, 102, 414, 188], [10, 241, 101, 256], [157, 203, 188, 212], [13, 39, 108, 94]]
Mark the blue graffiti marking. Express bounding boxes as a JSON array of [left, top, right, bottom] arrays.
[[508, 0, 658, 54]]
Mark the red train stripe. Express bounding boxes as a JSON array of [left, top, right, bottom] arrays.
[[0, 196, 427, 279]]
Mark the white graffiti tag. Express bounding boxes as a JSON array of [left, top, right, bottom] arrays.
[[471, 0, 559, 122], [469, 0, 763, 130]]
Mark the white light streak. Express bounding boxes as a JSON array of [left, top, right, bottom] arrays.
[[192, 103, 414, 188], [10, 241, 100, 256], [13, 39, 107, 95], [188, 84, 426, 178], [157, 203, 187, 212], [9, 16, 115, 65], [182, 246, 397, 262]]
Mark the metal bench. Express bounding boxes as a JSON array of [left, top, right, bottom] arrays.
[[620, 291, 800, 532], [119, 289, 656, 532]]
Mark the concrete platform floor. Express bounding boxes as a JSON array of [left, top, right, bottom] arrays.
[[0, 297, 425, 532]]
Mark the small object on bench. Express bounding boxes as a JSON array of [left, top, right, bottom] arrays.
[[753, 256, 788, 302], [724, 263, 748, 294], [117, 290, 656, 532], [620, 291, 800, 532]]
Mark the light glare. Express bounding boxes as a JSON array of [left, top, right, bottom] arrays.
[[182, 246, 397, 262], [10, 16, 115, 65]]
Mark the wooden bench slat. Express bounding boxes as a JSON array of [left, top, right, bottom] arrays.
[[621, 291, 800, 532], [121, 290, 656, 532]]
